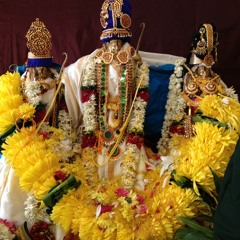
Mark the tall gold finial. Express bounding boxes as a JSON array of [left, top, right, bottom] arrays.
[[26, 18, 52, 58]]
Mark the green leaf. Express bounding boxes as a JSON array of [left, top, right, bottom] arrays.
[[173, 226, 193, 239], [192, 115, 227, 128], [209, 167, 222, 195], [170, 172, 188, 188], [197, 214, 213, 223], [178, 216, 215, 238], [174, 227, 213, 240], [181, 231, 212, 240]]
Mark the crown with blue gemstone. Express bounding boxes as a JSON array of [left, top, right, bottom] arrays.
[[100, 0, 132, 43]]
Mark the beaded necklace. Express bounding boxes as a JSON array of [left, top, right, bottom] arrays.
[[81, 47, 149, 183], [96, 61, 133, 151]]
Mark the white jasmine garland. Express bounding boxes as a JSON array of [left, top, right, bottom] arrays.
[[24, 79, 42, 106], [136, 62, 149, 87], [82, 60, 97, 87], [24, 194, 51, 227], [82, 96, 97, 132], [129, 97, 147, 133], [121, 143, 140, 189], [128, 62, 149, 134], [121, 62, 149, 189], [82, 60, 98, 133], [50, 129, 76, 162], [157, 59, 186, 155], [40, 110, 76, 163], [58, 110, 73, 136]]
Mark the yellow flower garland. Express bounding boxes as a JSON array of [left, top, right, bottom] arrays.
[[0, 72, 35, 135], [172, 122, 238, 196], [1, 68, 240, 239]]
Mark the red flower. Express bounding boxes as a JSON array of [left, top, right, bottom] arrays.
[[0, 218, 16, 234], [81, 135, 97, 148], [100, 205, 114, 214], [81, 89, 96, 103], [35, 108, 48, 123], [137, 91, 149, 102], [137, 195, 145, 204], [38, 131, 50, 140], [169, 124, 185, 135], [127, 134, 144, 149], [136, 204, 147, 214], [54, 170, 69, 182], [115, 187, 129, 197], [30, 221, 55, 240]]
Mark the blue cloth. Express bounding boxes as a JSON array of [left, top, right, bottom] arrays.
[[15, 62, 61, 75], [144, 64, 174, 151], [27, 57, 54, 67]]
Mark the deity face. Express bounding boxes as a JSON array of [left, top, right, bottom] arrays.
[[36, 67, 48, 79], [108, 39, 122, 54]]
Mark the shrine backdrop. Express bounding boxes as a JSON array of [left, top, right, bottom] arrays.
[[0, 0, 240, 94]]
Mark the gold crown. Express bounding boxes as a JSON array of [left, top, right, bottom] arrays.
[[26, 18, 52, 58]]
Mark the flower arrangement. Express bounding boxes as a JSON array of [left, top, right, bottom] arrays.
[[0, 69, 77, 239], [1, 56, 240, 240], [3, 111, 234, 239], [156, 60, 240, 239]]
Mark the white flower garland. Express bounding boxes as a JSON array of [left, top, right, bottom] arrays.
[[81, 60, 98, 133], [23, 78, 42, 106], [157, 59, 186, 155], [128, 63, 149, 133], [122, 63, 149, 189], [121, 143, 140, 189], [54, 110, 77, 162], [128, 97, 147, 133], [57, 110, 73, 136], [24, 194, 52, 227], [136, 62, 149, 87], [82, 97, 97, 132]]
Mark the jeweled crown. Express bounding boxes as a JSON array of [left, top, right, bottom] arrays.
[[100, 0, 132, 43], [26, 18, 52, 58], [190, 23, 219, 66]]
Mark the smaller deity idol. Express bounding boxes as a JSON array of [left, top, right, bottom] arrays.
[[158, 23, 238, 153], [0, 19, 74, 240]]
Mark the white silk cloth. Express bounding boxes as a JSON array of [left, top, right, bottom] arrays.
[[0, 156, 27, 226]]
